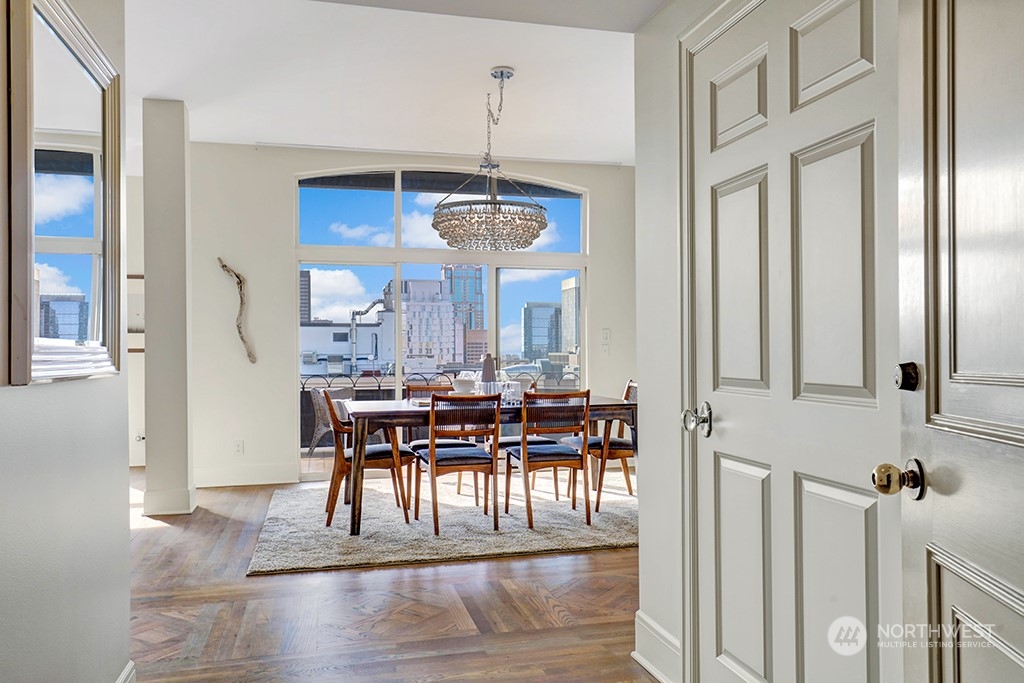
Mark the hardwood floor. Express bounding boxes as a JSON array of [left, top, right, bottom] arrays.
[[130, 468, 654, 682]]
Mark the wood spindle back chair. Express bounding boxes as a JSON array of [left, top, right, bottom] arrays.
[[323, 390, 415, 526], [505, 390, 592, 528], [413, 393, 503, 535], [560, 379, 637, 511]]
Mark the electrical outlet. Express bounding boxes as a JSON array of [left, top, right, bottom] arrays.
[[601, 343, 610, 357], [234, 440, 245, 455], [601, 328, 611, 343]]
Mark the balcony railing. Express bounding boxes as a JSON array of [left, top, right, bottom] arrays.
[[298, 370, 581, 449]]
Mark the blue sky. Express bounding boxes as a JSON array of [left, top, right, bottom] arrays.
[[299, 186, 582, 357], [34, 173, 95, 299]]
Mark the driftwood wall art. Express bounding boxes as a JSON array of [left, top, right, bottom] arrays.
[[217, 257, 257, 364]]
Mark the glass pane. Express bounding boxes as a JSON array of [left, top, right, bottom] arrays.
[[498, 268, 581, 390], [299, 263, 397, 378], [401, 170, 582, 252], [33, 154, 96, 238], [299, 263, 396, 477], [400, 263, 489, 380], [34, 252, 95, 341], [298, 172, 395, 246]]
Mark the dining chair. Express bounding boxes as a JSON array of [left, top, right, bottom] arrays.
[[412, 392, 503, 535], [323, 390, 416, 526], [560, 379, 637, 511], [505, 390, 592, 528], [488, 380, 562, 497], [403, 383, 482, 502]]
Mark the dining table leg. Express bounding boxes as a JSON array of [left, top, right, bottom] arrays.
[[349, 416, 369, 535]]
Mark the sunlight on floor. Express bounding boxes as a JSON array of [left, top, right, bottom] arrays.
[[129, 482, 169, 530]]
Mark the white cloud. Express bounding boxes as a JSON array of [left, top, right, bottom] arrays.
[[499, 269, 572, 285], [35, 262, 83, 295], [525, 219, 561, 251], [307, 268, 383, 322], [500, 323, 522, 356], [328, 222, 393, 246], [401, 209, 450, 249], [34, 174, 93, 225]]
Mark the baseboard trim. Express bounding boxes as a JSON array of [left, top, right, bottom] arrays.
[[143, 486, 197, 515], [632, 610, 682, 683], [116, 660, 137, 683], [195, 462, 299, 488]]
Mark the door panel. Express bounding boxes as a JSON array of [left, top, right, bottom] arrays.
[[685, 0, 900, 681], [901, 0, 1024, 680], [716, 452, 772, 683], [713, 168, 770, 393], [930, 0, 1024, 438], [792, 124, 876, 404]]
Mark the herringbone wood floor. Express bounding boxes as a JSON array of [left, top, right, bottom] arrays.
[[130, 468, 654, 682]]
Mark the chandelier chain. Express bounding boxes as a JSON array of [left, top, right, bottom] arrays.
[[484, 76, 505, 165]]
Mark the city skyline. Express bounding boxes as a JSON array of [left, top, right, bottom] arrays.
[[301, 263, 578, 358]]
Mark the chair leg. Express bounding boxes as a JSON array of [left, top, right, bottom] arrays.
[[388, 450, 410, 524], [504, 458, 514, 513], [414, 463, 423, 521], [521, 465, 534, 529], [581, 457, 592, 525], [325, 458, 347, 527], [482, 473, 490, 515], [553, 467, 560, 500], [343, 470, 353, 505], [621, 458, 634, 494], [595, 456, 609, 513], [457, 471, 463, 495], [430, 466, 441, 536], [473, 473, 480, 506], [406, 461, 414, 508], [389, 469, 401, 507], [491, 463, 499, 530], [306, 424, 328, 460], [570, 468, 577, 510]]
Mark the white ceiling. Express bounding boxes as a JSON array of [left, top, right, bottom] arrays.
[[124, 0, 644, 177]]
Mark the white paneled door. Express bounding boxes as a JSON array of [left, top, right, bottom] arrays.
[[682, 0, 901, 681], [900, 0, 1024, 680]]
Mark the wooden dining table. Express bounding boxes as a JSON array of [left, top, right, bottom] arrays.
[[340, 394, 638, 535]]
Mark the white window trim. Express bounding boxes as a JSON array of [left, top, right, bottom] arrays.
[[295, 166, 589, 389]]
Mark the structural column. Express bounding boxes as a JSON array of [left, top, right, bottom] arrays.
[[142, 99, 196, 515]]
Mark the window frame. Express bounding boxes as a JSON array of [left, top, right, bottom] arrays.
[[295, 167, 589, 389], [7, 0, 122, 384]]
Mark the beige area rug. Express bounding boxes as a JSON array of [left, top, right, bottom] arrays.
[[247, 471, 637, 575]]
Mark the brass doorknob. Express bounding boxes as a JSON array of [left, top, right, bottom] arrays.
[[871, 458, 925, 500]]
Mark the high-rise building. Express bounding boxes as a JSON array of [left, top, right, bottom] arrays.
[[299, 269, 311, 323], [442, 264, 484, 330], [395, 279, 463, 366], [38, 294, 89, 341], [561, 276, 580, 354], [442, 264, 485, 363], [521, 301, 562, 362]]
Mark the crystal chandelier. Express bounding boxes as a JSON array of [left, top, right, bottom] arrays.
[[432, 67, 548, 251]]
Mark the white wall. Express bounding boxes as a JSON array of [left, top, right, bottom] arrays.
[[632, 1, 718, 681], [183, 143, 636, 487], [0, 0, 132, 681]]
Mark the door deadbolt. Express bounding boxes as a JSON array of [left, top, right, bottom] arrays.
[[893, 362, 920, 391]]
